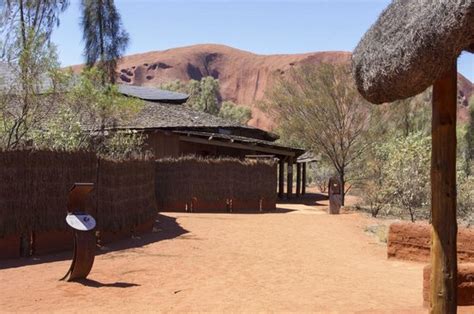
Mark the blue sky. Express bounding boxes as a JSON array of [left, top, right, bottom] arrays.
[[52, 0, 473, 81]]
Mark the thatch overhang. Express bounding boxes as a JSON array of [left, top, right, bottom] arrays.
[[352, 0, 474, 104]]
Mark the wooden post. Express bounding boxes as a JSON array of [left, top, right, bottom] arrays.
[[430, 63, 458, 314], [302, 163, 307, 195], [296, 163, 301, 197], [287, 158, 293, 199], [278, 158, 284, 199]]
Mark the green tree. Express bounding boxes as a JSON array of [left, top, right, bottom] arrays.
[[465, 97, 474, 173], [366, 133, 431, 222], [458, 175, 474, 226], [268, 63, 374, 205], [31, 105, 88, 151], [456, 97, 474, 224], [69, 67, 142, 133], [160, 77, 253, 125], [194, 76, 219, 114], [160, 80, 187, 94], [99, 130, 147, 159], [0, 39, 68, 149], [0, 0, 69, 148], [218, 101, 252, 124], [1, 0, 69, 56], [166, 77, 220, 114], [32, 68, 145, 157], [80, 0, 129, 84], [388, 95, 431, 137]]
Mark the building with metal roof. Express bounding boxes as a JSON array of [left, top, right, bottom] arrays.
[[112, 86, 306, 199], [0, 61, 306, 198]]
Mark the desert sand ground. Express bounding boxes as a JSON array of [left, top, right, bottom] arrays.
[[1, 193, 472, 313]]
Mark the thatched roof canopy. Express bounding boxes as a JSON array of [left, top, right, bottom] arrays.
[[352, 0, 474, 104]]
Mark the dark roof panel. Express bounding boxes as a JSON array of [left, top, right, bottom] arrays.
[[118, 84, 189, 103]]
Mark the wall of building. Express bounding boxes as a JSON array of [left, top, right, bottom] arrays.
[[146, 131, 264, 159], [145, 131, 180, 158]]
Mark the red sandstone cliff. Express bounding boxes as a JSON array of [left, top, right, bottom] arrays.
[[114, 44, 352, 130], [72, 44, 473, 130]]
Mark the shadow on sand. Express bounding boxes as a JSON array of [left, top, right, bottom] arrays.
[[277, 192, 329, 206], [72, 278, 140, 288], [0, 213, 189, 270]]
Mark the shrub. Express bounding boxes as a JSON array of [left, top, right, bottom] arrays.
[[362, 132, 431, 221]]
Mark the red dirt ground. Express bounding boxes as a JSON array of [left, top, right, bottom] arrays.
[[1, 194, 473, 313]]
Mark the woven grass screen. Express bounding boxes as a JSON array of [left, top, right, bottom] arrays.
[[97, 158, 157, 232], [155, 157, 277, 212], [0, 151, 157, 238], [0, 150, 96, 237]]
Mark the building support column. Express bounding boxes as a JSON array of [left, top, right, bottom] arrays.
[[302, 163, 307, 195], [296, 163, 301, 197], [430, 63, 458, 314], [278, 158, 285, 199], [287, 157, 293, 199]]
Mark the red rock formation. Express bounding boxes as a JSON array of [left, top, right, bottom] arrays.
[[423, 263, 474, 306], [70, 44, 473, 130], [72, 44, 351, 130], [387, 222, 474, 263]]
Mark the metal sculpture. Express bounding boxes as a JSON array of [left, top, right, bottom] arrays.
[[61, 183, 96, 282]]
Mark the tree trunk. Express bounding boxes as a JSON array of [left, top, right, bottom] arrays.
[[430, 63, 458, 314], [97, 0, 106, 84], [19, 0, 27, 48], [339, 172, 345, 206]]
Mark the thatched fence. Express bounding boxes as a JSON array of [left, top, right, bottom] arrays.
[[97, 159, 157, 243], [0, 153, 278, 259], [155, 157, 277, 212], [0, 150, 157, 259]]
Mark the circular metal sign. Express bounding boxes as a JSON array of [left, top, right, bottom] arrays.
[[66, 214, 96, 231]]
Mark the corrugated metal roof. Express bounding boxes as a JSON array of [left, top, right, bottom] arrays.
[[118, 84, 189, 103]]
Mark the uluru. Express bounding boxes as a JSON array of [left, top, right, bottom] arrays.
[[114, 44, 352, 130], [73, 44, 473, 130]]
